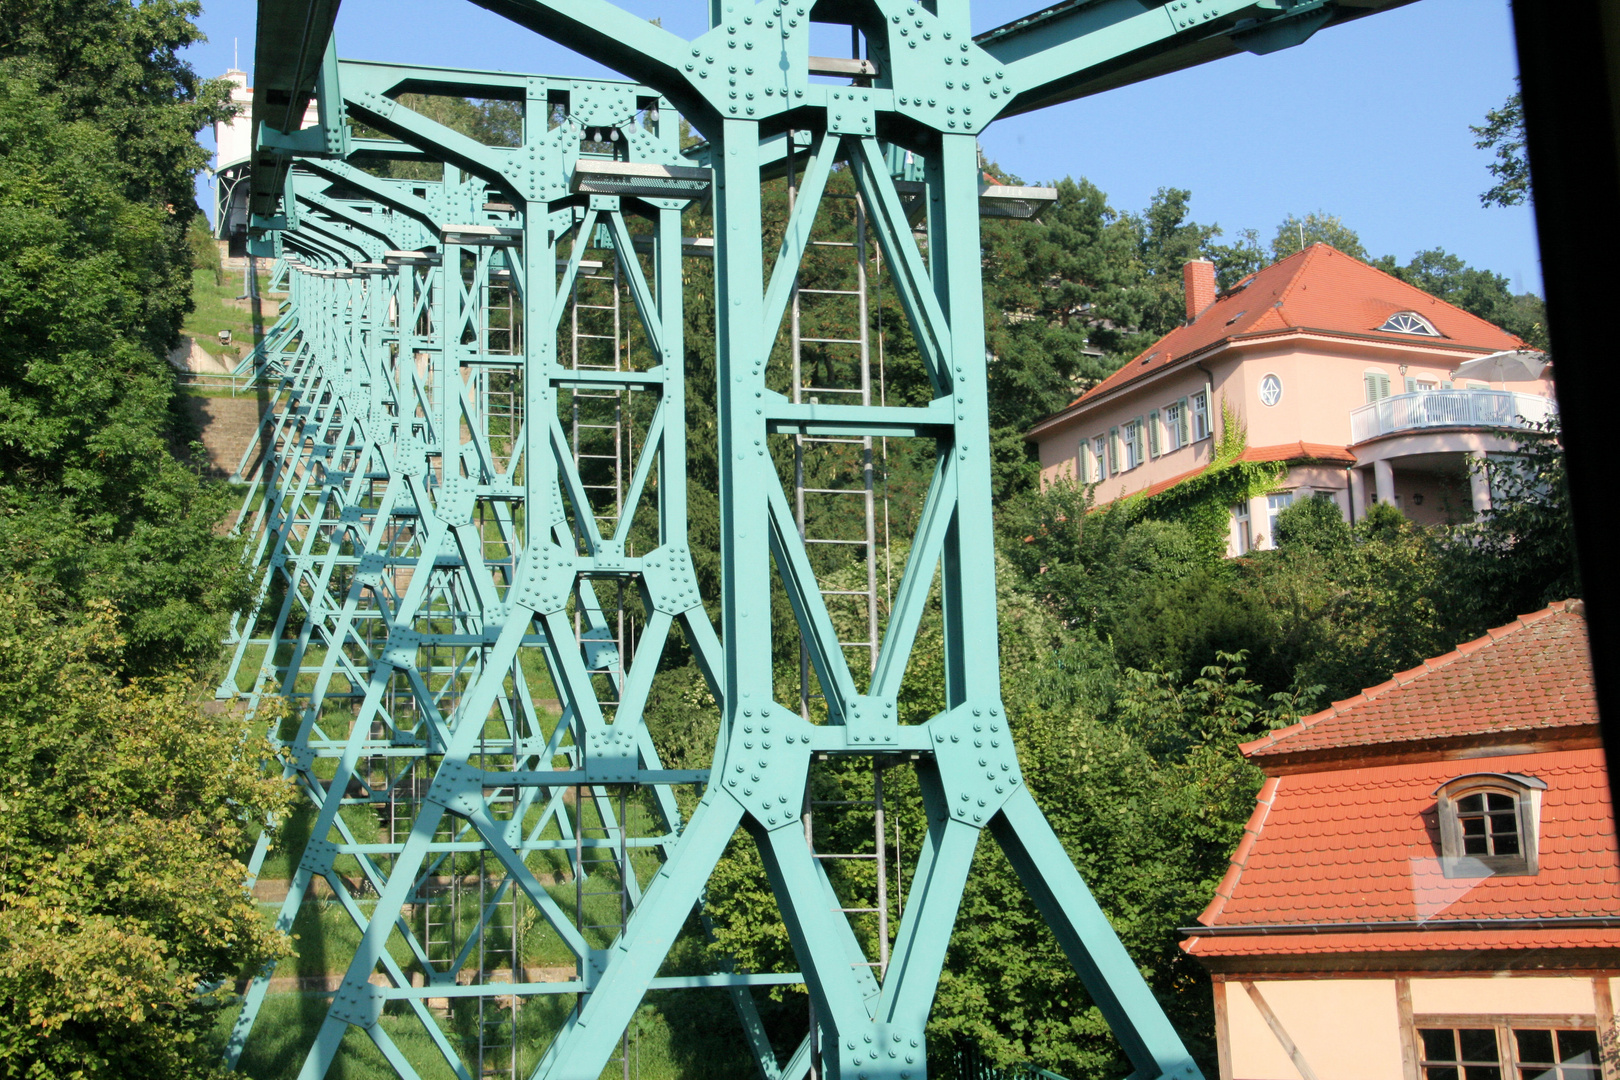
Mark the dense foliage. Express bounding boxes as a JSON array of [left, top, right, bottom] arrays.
[[0, 583, 290, 1079], [0, 4, 292, 1077], [0, 1, 249, 673]]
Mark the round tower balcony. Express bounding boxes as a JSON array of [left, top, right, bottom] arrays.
[[1347, 389, 1557, 525]]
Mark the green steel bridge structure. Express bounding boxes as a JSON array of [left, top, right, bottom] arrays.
[[224, 2, 1414, 1078]]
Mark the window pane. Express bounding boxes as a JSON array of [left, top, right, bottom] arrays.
[[1555, 1030, 1599, 1062], [1426, 1069, 1461, 1080], [1515, 1030, 1554, 1062], [1459, 1029, 1501, 1062], [1487, 793, 1516, 812], [1459, 794, 1484, 812], [1421, 1029, 1458, 1060], [1466, 1068, 1502, 1080]]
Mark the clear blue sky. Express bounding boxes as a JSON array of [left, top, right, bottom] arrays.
[[188, 0, 1539, 293]]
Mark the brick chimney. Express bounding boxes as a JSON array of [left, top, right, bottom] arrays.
[[1184, 259, 1216, 322]]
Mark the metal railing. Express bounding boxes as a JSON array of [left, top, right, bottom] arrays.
[[174, 370, 262, 395], [936, 1042, 1071, 1080], [1350, 389, 1555, 443]]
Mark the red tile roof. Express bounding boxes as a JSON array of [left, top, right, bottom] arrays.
[[1185, 926, 1620, 959], [1184, 748, 1620, 957], [1060, 244, 1526, 413], [1242, 601, 1595, 761]]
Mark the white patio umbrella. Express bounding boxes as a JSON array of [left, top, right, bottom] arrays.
[[1451, 349, 1551, 383]]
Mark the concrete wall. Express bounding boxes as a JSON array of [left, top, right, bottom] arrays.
[[180, 393, 270, 480]]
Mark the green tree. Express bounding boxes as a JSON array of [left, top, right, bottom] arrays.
[[1374, 247, 1547, 349], [0, 60, 249, 674], [934, 652, 1297, 1079], [1269, 212, 1367, 262], [1272, 493, 1352, 555], [1128, 187, 1223, 340], [1436, 417, 1577, 631], [1472, 90, 1529, 208], [1209, 226, 1267, 288], [981, 176, 1146, 495], [976, 176, 1229, 499], [0, 581, 291, 1078], [0, 0, 235, 351]]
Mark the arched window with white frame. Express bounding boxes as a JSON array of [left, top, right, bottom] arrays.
[[1377, 310, 1441, 336]]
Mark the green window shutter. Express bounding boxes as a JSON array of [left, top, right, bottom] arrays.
[[1404, 376, 1418, 393], [1178, 398, 1190, 443], [1108, 427, 1119, 474], [1441, 381, 1453, 390], [1365, 373, 1390, 402], [1077, 441, 1089, 482], [1147, 410, 1161, 457]]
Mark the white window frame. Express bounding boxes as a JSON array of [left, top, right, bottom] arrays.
[[1122, 419, 1143, 470], [1232, 502, 1252, 555], [1378, 310, 1441, 336], [1164, 401, 1186, 452], [1266, 491, 1294, 545], [1191, 392, 1210, 441]]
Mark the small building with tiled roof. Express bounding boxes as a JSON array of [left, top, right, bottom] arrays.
[[1026, 245, 1556, 555], [1182, 600, 1617, 1080]]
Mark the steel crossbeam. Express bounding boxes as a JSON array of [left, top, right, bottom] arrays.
[[233, 1, 1419, 1077], [223, 64, 809, 1080]]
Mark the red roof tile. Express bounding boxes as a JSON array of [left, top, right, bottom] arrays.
[[1190, 749, 1620, 947], [1057, 244, 1526, 413], [1243, 601, 1595, 760], [1238, 441, 1356, 466], [1134, 442, 1357, 501], [1184, 926, 1620, 958]]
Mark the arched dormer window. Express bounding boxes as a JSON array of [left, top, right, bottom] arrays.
[[1378, 311, 1441, 336], [1434, 773, 1546, 877]]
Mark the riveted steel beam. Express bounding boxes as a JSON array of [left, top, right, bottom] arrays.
[[241, 0, 1420, 1075]]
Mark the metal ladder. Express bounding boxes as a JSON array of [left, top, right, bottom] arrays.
[[786, 155, 882, 718], [801, 762, 896, 1080], [784, 120, 901, 1080], [805, 768, 892, 975], [567, 240, 634, 716], [479, 265, 523, 475], [475, 846, 522, 1079], [574, 785, 635, 1080]]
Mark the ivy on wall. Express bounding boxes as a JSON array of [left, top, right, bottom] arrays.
[[1130, 398, 1284, 562]]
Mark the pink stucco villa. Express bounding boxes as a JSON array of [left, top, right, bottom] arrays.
[[1026, 244, 1555, 555]]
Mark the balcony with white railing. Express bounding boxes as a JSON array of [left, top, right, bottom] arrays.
[[1349, 389, 1556, 444]]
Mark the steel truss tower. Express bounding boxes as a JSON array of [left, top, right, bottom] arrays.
[[234, 2, 1415, 1078]]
